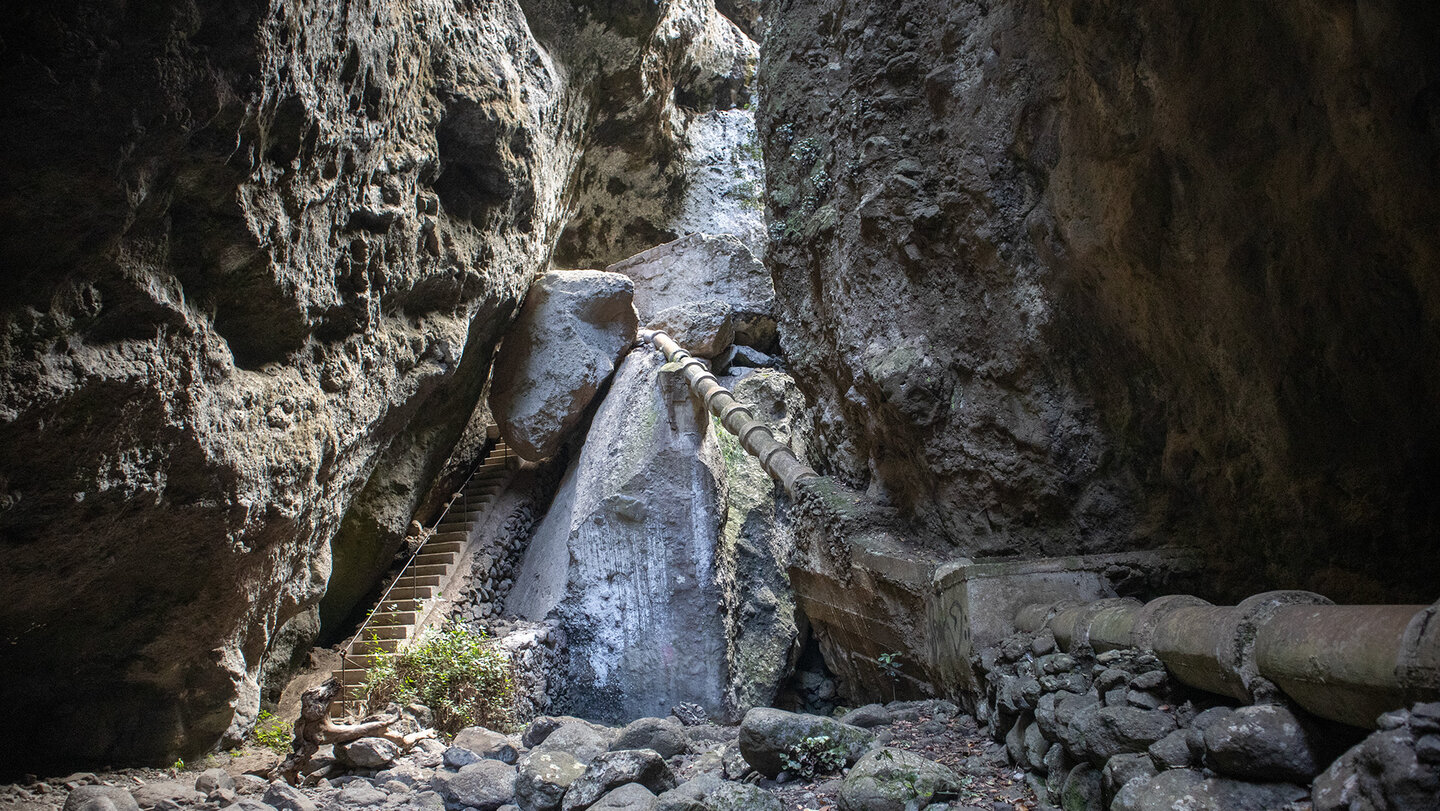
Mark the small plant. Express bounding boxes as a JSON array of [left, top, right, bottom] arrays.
[[878, 651, 902, 701], [172, 758, 185, 771], [252, 709, 292, 755], [364, 623, 514, 735], [782, 735, 849, 779]]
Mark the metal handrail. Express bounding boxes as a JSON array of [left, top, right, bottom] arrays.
[[334, 439, 506, 717]]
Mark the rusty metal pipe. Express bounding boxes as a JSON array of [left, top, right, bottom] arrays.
[[1017, 594, 1440, 728], [641, 329, 819, 495]]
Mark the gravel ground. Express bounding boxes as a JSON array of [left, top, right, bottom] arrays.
[[763, 710, 1038, 811]]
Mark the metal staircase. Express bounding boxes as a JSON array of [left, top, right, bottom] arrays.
[[331, 435, 516, 717]]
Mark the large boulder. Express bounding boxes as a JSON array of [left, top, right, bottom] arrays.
[[489, 271, 639, 461], [132, 780, 204, 808], [1201, 704, 1324, 782], [1312, 726, 1440, 811], [532, 720, 618, 765], [653, 776, 782, 811], [335, 736, 401, 768], [837, 748, 963, 811], [508, 350, 729, 720], [62, 787, 140, 811], [737, 708, 874, 778], [560, 749, 677, 811], [263, 783, 317, 811], [648, 301, 734, 359], [515, 750, 587, 811], [454, 726, 521, 765], [1068, 706, 1177, 765], [431, 759, 517, 811], [611, 717, 690, 758], [607, 234, 777, 349], [1111, 769, 1306, 811]]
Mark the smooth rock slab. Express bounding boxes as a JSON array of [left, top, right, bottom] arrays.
[[648, 301, 733, 359], [837, 748, 962, 811], [195, 769, 236, 796], [489, 270, 639, 461], [532, 721, 617, 765], [131, 780, 203, 808], [606, 234, 776, 348], [336, 780, 389, 807], [738, 708, 875, 778], [432, 759, 517, 811]]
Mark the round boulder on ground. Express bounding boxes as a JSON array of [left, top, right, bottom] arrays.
[[1202, 704, 1324, 782], [610, 717, 689, 759], [454, 726, 521, 765], [837, 748, 962, 811], [431, 758, 517, 811], [560, 750, 677, 811], [335, 736, 401, 768], [738, 708, 875, 778], [62, 786, 140, 811], [515, 750, 587, 811]]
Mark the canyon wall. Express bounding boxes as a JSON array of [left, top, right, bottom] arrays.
[[0, 0, 750, 772], [759, 0, 1440, 603]]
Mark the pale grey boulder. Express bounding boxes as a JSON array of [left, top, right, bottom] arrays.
[[489, 270, 639, 461], [606, 234, 776, 349], [515, 750, 587, 811]]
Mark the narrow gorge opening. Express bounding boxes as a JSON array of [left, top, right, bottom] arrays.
[[2, 1, 1439, 810]]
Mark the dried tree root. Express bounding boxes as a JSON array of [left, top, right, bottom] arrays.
[[275, 677, 434, 784]]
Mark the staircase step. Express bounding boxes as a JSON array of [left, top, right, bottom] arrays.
[[407, 564, 450, 578], [336, 654, 390, 669], [421, 539, 463, 553], [362, 625, 411, 640], [353, 638, 401, 654], [431, 531, 470, 543], [365, 610, 417, 627], [413, 551, 457, 567], [382, 585, 437, 601]]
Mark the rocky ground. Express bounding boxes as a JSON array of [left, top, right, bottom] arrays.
[[0, 700, 1038, 811]]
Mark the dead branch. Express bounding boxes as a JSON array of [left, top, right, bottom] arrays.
[[275, 677, 434, 784]]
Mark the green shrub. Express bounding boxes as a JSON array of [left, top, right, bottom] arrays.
[[252, 709, 292, 754], [781, 735, 849, 779], [363, 624, 514, 734]]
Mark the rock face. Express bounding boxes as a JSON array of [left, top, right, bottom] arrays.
[[489, 271, 639, 461], [507, 349, 730, 721], [0, 0, 759, 772], [758, 0, 1440, 598], [607, 234, 777, 349]]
